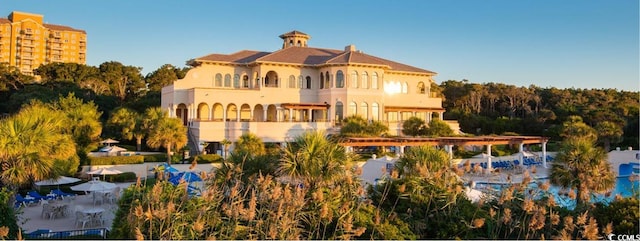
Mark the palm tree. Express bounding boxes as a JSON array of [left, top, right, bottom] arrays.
[[550, 138, 615, 207], [0, 103, 76, 190], [108, 107, 145, 151], [234, 133, 265, 157], [395, 145, 450, 177], [221, 139, 232, 160], [146, 116, 187, 163], [279, 131, 355, 188]]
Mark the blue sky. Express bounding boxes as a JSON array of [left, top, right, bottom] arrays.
[[2, 0, 638, 91]]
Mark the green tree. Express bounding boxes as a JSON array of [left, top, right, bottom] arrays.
[[0, 103, 76, 190], [0, 63, 33, 91], [340, 115, 388, 137], [550, 137, 615, 207], [425, 119, 455, 137], [402, 116, 427, 136], [108, 107, 145, 151], [280, 131, 355, 188], [98, 61, 145, 103], [560, 115, 597, 142], [595, 121, 623, 151], [146, 114, 187, 164], [233, 133, 265, 157], [145, 64, 190, 91], [51, 93, 103, 161]]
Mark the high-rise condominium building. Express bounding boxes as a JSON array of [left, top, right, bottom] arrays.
[[0, 11, 86, 75]]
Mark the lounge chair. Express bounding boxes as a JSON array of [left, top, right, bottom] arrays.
[[14, 194, 37, 208], [27, 190, 55, 202], [52, 189, 77, 199]]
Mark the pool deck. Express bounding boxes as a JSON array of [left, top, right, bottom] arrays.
[[461, 164, 551, 185], [17, 182, 134, 234]]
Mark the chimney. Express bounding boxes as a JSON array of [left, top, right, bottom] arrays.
[[345, 45, 356, 52]]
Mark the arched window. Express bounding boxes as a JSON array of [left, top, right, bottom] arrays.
[[306, 76, 312, 89], [349, 102, 357, 116], [325, 71, 330, 89], [372, 103, 379, 120], [242, 75, 249, 88], [371, 72, 379, 89], [336, 70, 345, 88], [298, 75, 304, 89], [215, 73, 222, 87], [360, 102, 368, 119], [361, 72, 369, 89], [417, 81, 425, 94], [335, 101, 344, 121], [320, 72, 325, 89], [350, 71, 358, 88], [233, 74, 240, 88], [288, 75, 296, 88], [224, 74, 231, 87], [402, 82, 408, 93], [265, 71, 278, 87]]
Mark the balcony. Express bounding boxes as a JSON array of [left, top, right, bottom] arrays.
[[49, 44, 63, 50], [20, 54, 34, 60], [21, 41, 35, 47]]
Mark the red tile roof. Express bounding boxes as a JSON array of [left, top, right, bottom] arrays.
[[279, 30, 309, 38], [43, 23, 86, 33], [0, 18, 10, 24], [194, 46, 435, 74]]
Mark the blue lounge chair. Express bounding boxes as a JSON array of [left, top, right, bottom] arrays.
[[27, 190, 55, 202], [52, 189, 77, 199], [14, 194, 38, 208]]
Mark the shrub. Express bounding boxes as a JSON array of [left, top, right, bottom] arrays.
[[88, 156, 143, 165], [143, 154, 167, 163], [0, 188, 20, 240], [186, 154, 223, 164], [110, 172, 138, 182]]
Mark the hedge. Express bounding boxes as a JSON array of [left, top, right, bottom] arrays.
[[186, 154, 223, 164], [143, 154, 168, 163], [88, 155, 144, 165]]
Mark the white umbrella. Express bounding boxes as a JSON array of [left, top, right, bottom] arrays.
[[87, 168, 123, 181], [87, 168, 123, 176], [100, 138, 120, 146], [35, 176, 81, 186], [70, 180, 117, 192]]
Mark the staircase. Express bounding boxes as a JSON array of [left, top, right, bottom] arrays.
[[186, 128, 200, 157]]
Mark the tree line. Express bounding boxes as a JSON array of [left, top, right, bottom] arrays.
[[439, 79, 638, 150]]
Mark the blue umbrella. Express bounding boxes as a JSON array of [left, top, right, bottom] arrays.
[[150, 163, 179, 173], [169, 171, 202, 185]]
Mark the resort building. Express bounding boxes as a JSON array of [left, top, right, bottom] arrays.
[[161, 30, 450, 153], [0, 11, 87, 75]]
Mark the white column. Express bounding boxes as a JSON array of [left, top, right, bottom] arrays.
[[447, 145, 453, 160], [486, 144, 492, 170], [222, 107, 227, 123], [289, 108, 293, 122], [263, 109, 268, 122], [308, 109, 312, 122], [542, 141, 547, 168], [399, 146, 405, 156], [518, 143, 525, 167], [236, 108, 240, 122]]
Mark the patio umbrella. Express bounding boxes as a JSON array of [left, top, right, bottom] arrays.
[[35, 176, 81, 186], [169, 171, 202, 185], [70, 180, 117, 192], [70, 180, 117, 205], [100, 138, 119, 146], [86, 168, 123, 181]]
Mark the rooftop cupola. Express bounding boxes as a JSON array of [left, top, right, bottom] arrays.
[[280, 30, 310, 49]]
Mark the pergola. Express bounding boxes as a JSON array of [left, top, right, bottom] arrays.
[[339, 135, 551, 169]]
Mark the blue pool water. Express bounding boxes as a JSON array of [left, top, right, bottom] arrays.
[[475, 176, 639, 209]]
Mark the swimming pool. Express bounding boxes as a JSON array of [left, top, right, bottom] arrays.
[[474, 176, 639, 209]]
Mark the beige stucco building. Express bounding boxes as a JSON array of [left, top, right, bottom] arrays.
[[162, 31, 448, 153]]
